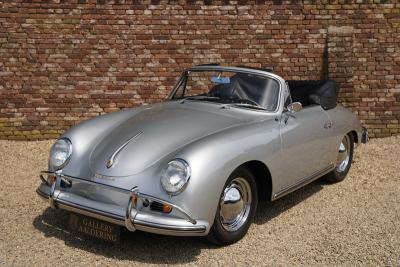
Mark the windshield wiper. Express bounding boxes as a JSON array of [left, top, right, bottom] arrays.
[[180, 96, 267, 110], [230, 103, 267, 111], [181, 96, 221, 102], [228, 98, 267, 111]]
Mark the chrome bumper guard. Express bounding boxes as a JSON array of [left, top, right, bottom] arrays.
[[37, 171, 207, 236], [362, 127, 369, 144]]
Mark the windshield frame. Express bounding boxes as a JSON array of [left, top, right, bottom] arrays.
[[168, 66, 284, 114]]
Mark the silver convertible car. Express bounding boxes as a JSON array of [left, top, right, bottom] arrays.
[[36, 65, 368, 245]]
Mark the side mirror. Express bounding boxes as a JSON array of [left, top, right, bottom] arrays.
[[287, 102, 302, 113]]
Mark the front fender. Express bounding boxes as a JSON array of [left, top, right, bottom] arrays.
[[171, 118, 281, 225]]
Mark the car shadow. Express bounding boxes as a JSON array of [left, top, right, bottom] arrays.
[[254, 180, 324, 225], [32, 180, 325, 264], [32, 207, 210, 264]]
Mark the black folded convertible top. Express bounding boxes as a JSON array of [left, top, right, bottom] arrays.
[[287, 80, 340, 110]]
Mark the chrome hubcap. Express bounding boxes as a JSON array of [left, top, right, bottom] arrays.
[[336, 135, 350, 173], [219, 177, 252, 232]]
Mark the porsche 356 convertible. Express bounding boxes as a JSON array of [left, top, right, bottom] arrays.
[[36, 64, 368, 245]]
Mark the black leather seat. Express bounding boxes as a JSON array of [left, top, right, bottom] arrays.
[[287, 80, 340, 110]]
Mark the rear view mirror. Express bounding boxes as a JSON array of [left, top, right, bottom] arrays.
[[287, 102, 302, 113], [211, 76, 230, 84]]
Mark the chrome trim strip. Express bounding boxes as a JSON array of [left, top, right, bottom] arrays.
[[134, 220, 206, 233], [107, 131, 142, 168], [273, 164, 335, 200]]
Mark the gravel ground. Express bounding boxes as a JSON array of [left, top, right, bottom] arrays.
[[0, 136, 399, 266]]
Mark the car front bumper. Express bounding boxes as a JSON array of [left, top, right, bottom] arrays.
[[36, 172, 209, 236]]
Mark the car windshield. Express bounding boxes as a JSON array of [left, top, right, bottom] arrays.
[[170, 70, 280, 112]]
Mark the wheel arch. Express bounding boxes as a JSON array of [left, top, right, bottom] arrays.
[[239, 160, 273, 202], [350, 130, 359, 144]]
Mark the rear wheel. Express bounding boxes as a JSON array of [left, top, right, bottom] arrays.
[[323, 133, 354, 183], [207, 167, 258, 245]]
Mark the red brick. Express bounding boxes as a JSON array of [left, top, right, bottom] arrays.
[[0, 1, 398, 140]]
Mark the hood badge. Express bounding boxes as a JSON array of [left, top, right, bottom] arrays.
[[106, 159, 113, 169], [106, 131, 143, 169]]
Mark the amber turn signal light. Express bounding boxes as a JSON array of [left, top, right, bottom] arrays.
[[162, 204, 172, 213], [49, 175, 56, 183]]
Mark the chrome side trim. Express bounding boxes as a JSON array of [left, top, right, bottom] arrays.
[[273, 164, 335, 200], [134, 220, 206, 233]]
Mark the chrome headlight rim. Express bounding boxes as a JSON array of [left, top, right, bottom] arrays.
[[160, 158, 191, 196], [49, 138, 73, 170]]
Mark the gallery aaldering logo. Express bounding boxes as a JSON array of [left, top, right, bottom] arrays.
[[68, 214, 120, 242]]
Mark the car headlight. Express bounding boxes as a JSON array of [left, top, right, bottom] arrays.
[[49, 138, 72, 170], [161, 159, 191, 195]]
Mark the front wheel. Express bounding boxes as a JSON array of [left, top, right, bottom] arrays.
[[207, 167, 258, 245], [323, 133, 354, 183]]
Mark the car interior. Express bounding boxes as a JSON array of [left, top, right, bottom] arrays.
[[208, 74, 280, 111], [286, 80, 340, 110]]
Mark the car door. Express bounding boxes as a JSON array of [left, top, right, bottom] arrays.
[[274, 105, 334, 198]]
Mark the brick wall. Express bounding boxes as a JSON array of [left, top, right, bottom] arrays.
[[0, 0, 399, 140]]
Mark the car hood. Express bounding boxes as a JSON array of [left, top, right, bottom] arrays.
[[89, 102, 248, 177]]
